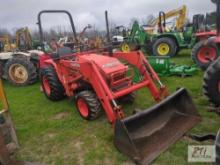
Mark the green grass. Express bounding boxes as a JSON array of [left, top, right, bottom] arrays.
[[3, 49, 220, 165]]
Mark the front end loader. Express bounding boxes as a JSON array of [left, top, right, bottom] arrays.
[[38, 10, 201, 164]]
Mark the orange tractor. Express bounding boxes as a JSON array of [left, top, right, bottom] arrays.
[[191, 0, 219, 70], [38, 10, 200, 164]]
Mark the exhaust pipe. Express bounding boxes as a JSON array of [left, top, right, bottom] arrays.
[[114, 88, 201, 164]]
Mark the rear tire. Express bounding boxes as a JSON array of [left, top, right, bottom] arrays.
[[152, 37, 177, 57], [41, 66, 65, 101], [4, 57, 37, 86], [192, 40, 218, 70], [75, 90, 102, 120], [203, 57, 220, 106]]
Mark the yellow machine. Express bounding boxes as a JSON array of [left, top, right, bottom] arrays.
[[150, 5, 187, 31], [0, 35, 16, 52], [0, 27, 41, 86], [16, 27, 33, 50], [0, 79, 18, 165], [0, 78, 44, 164], [0, 27, 33, 52]]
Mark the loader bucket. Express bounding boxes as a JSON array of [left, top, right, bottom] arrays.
[[114, 88, 201, 165]]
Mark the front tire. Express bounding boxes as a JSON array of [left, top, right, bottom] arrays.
[[118, 92, 136, 104], [41, 67, 65, 101], [75, 90, 102, 120], [192, 40, 218, 70], [152, 37, 177, 57], [203, 57, 220, 106], [5, 57, 37, 86]]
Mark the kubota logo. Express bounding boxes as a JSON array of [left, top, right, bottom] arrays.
[[102, 61, 120, 68], [71, 63, 80, 67]]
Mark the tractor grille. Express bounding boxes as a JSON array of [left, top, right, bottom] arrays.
[[109, 71, 132, 91]]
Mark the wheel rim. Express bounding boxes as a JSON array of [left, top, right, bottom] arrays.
[[121, 43, 130, 53], [77, 98, 89, 118], [198, 46, 217, 63], [8, 64, 28, 84], [43, 76, 51, 95], [157, 43, 170, 56]]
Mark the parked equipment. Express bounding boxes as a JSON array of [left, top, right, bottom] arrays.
[[0, 78, 19, 165], [191, 0, 219, 70], [58, 24, 92, 50], [203, 0, 220, 106], [152, 9, 216, 57], [0, 78, 18, 152], [112, 25, 127, 46], [149, 5, 187, 32], [0, 27, 43, 86], [0, 77, 44, 165], [39, 10, 200, 164], [122, 5, 216, 58], [121, 5, 188, 55], [121, 21, 152, 54], [147, 56, 198, 77], [0, 27, 40, 53], [203, 57, 220, 106], [0, 35, 16, 52]]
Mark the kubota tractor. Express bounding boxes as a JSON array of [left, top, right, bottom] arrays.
[[38, 10, 200, 164]]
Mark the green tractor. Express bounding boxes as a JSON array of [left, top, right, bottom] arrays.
[[121, 21, 153, 54], [122, 11, 216, 58], [151, 11, 215, 57]]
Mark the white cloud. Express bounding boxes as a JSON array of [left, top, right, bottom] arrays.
[[0, 0, 216, 32]]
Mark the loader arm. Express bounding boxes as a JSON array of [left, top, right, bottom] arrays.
[[128, 21, 147, 46], [113, 51, 168, 101], [78, 60, 119, 123]]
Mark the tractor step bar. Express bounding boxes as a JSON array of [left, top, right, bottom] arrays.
[[114, 88, 201, 164]]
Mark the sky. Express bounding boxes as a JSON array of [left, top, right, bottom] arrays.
[[0, 0, 216, 33]]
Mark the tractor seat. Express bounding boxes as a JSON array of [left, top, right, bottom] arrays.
[[51, 46, 73, 59]]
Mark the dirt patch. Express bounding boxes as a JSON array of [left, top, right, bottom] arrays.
[[74, 141, 84, 165], [47, 132, 57, 139], [53, 112, 70, 120]]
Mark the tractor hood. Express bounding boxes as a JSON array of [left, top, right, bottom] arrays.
[[81, 54, 127, 74]]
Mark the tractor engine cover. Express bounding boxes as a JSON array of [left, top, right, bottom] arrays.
[[80, 54, 129, 85], [81, 54, 127, 75], [80, 54, 130, 89]]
